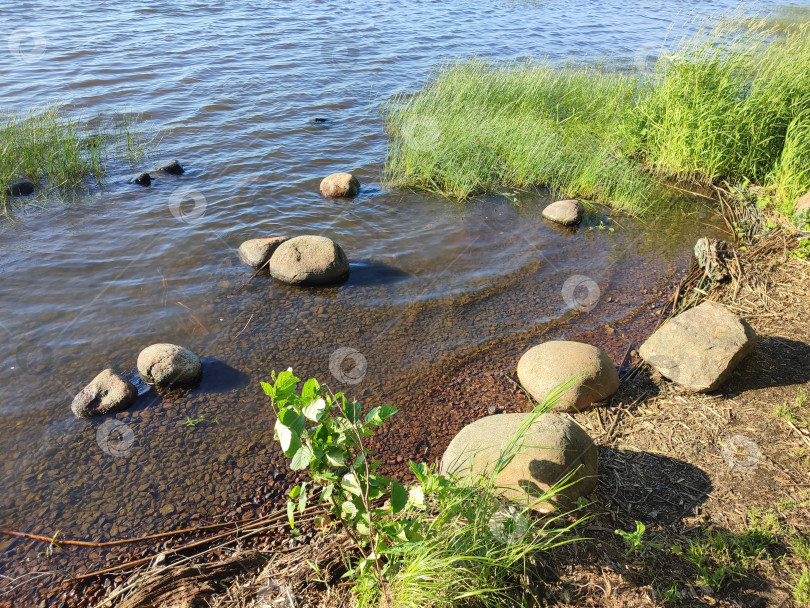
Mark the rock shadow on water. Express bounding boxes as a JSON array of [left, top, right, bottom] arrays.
[[344, 261, 411, 287], [197, 358, 250, 394], [597, 447, 712, 526]]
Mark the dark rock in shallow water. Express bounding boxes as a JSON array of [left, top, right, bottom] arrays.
[[128, 172, 152, 187], [5, 179, 35, 197], [154, 159, 184, 175]]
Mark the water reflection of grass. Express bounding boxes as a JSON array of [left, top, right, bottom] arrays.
[[0, 105, 157, 213], [383, 10, 810, 216]]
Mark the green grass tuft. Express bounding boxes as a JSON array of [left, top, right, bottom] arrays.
[[383, 10, 810, 216], [0, 104, 157, 214]]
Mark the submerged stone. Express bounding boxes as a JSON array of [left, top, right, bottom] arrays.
[[5, 179, 35, 197], [137, 343, 201, 389], [128, 172, 152, 187], [155, 159, 184, 175], [320, 172, 359, 197], [238, 236, 290, 269], [71, 369, 137, 418], [542, 199, 583, 226], [269, 235, 349, 286]]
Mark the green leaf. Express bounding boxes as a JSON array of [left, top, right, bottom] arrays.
[[274, 417, 299, 455], [298, 482, 308, 514], [342, 472, 362, 496], [409, 461, 428, 483], [287, 500, 295, 528], [341, 500, 358, 517], [278, 409, 305, 436], [275, 370, 300, 399], [322, 482, 334, 502], [301, 377, 320, 400], [379, 404, 397, 419], [342, 400, 362, 423], [260, 381, 273, 397], [290, 445, 314, 471], [289, 485, 301, 500], [364, 406, 383, 426], [325, 447, 346, 467], [390, 480, 408, 514], [302, 397, 326, 422]]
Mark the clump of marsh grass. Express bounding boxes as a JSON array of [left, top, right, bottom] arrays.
[[383, 59, 654, 213], [0, 104, 157, 214], [383, 9, 810, 216]]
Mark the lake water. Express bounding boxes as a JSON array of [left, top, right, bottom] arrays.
[[0, 0, 796, 595]]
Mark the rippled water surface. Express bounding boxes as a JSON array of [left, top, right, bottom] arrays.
[[0, 0, 795, 574]]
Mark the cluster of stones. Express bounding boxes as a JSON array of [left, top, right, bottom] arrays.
[[441, 300, 757, 508], [128, 159, 185, 187], [70, 344, 201, 419], [70, 171, 359, 419], [3, 160, 185, 201], [236, 172, 359, 286]]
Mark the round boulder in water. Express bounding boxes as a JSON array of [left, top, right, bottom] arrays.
[[517, 341, 619, 412], [542, 199, 583, 226], [137, 343, 201, 389], [441, 413, 597, 511], [128, 172, 151, 187], [71, 369, 138, 418], [238, 236, 290, 269], [269, 235, 349, 286], [154, 159, 184, 175], [320, 173, 359, 197]]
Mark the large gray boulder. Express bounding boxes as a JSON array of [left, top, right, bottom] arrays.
[[137, 344, 201, 389], [71, 369, 137, 418], [639, 301, 757, 392], [238, 236, 290, 269], [269, 235, 349, 286], [320, 173, 359, 197], [517, 341, 619, 412], [440, 413, 597, 511], [542, 199, 583, 226]]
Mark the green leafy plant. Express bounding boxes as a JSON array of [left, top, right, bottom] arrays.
[[685, 528, 776, 591], [264, 370, 587, 607], [615, 520, 658, 556], [263, 369, 407, 584]]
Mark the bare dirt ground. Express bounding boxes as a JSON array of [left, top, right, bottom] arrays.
[[543, 228, 810, 608]]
